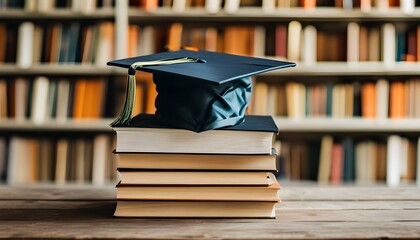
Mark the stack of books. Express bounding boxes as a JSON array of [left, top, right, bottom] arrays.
[[112, 114, 280, 218]]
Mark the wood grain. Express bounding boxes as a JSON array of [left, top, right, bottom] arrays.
[[0, 186, 419, 239], [2, 185, 419, 200]]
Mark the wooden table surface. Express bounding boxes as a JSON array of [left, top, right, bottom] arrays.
[[1, 185, 420, 239]]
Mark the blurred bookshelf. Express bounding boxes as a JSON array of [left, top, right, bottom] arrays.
[[274, 118, 420, 133], [0, 119, 113, 132], [263, 62, 420, 76], [0, 64, 126, 76], [128, 7, 420, 22], [0, 0, 420, 187], [0, 8, 115, 20]]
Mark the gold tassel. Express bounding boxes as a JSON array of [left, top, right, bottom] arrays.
[[111, 57, 203, 126]]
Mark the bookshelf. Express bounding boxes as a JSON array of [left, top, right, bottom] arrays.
[[128, 7, 420, 22], [1, 0, 420, 186], [274, 118, 420, 133], [262, 62, 420, 76], [0, 119, 113, 132], [0, 64, 125, 76], [0, 8, 115, 20]]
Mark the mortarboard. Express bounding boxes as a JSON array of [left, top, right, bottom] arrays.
[[107, 50, 295, 132]]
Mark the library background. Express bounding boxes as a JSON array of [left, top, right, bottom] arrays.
[[0, 0, 420, 187]]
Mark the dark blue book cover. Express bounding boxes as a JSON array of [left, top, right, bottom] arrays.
[[308, 141, 320, 181], [67, 23, 80, 63], [326, 83, 333, 117], [396, 30, 406, 62], [59, 25, 70, 63], [343, 138, 355, 182], [125, 114, 279, 133]]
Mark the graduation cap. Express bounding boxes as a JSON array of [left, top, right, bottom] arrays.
[[107, 50, 295, 132]]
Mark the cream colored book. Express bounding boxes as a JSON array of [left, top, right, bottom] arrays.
[[95, 22, 114, 67], [387, 135, 402, 187], [114, 115, 277, 154], [224, 0, 240, 13], [382, 23, 396, 66], [17, 22, 34, 69], [119, 171, 277, 186], [285, 82, 305, 118], [172, 0, 187, 12], [114, 201, 278, 218], [140, 26, 155, 55], [376, 79, 389, 119], [355, 141, 368, 184], [347, 22, 359, 62], [55, 139, 69, 185], [302, 25, 317, 65], [262, 0, 275, 12], [116, 152, 277, 171], [253, 82, 268, 115], [56, 80, 70, 121], [368, 28, 380, 61], [253, 26, 266, 57], [267, 85, 278, 116], [318, 135, 333, 183], [37, 0, 54, 12], [344, 84, 354, 117], [374, 0, 388, 10], [400, 0, 414, 14], [287, 21, 301, 62], [116, 181, 280, 201], [205, 0, 221, 13], [92, 135, 110, 186], [31, 77, 49, 124]]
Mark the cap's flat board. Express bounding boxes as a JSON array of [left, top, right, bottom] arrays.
[[107, 50, 296, 85]]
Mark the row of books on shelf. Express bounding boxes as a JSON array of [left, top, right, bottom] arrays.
[[0, 135, 117, 185], [138, 21, 420, 63], [0, 21, 114, 67], [0, 0, 113, 12], [0, 77, 119, 122], [277, 135, 420, 186], [2, 77, 419, 123], [2, 0, 420, 13], [250, 78, 420, 119], [0, 74, 160, 122], [139, 0, 420, 13], [2, 21, 420, 68]]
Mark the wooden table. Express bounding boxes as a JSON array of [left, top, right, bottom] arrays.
[[1, 185, 420, 239]]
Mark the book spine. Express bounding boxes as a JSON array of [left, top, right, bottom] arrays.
[[387, 135, 401, 187]]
